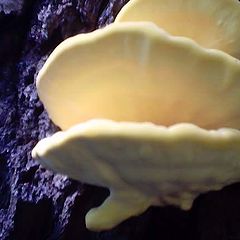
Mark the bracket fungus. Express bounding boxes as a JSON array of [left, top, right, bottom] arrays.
[[32, 22, 240, 231], [115, 0, 240, 58], [35, 22, 240, 131]]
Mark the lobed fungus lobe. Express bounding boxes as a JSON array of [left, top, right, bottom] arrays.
[[36, 22, 240, 131], [116, 0, 240, 58]]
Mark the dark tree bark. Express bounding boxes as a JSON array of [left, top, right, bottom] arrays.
[[1, 1, 240, 239]]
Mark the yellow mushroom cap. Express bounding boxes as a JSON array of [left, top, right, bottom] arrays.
[[115, 0, 240, 58], [37, 22, 240, 130], [32, 119, 240, 230]]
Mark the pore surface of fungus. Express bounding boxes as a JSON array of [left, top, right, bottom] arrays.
[[115, 0, 240, 58], [36, 22, 240, 131], [32, 22, 240, 231]]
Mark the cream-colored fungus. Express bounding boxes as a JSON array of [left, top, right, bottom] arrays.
[[36, 22, 240, 131], [32, 120, 240, 230], [115, 0, 240, 58], [32, 22, 240, 231]]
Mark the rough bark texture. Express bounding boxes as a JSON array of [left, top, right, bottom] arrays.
[[1, 0, 240, 239]]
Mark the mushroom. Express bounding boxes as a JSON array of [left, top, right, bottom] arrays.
[[32, 22, 240, 230], [33, 120, 240, 231], [36, 22, 240, 131], [115, 0, 240, 58]]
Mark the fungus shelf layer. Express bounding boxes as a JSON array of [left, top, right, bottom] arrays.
[[115, 0, 240, 58], [37, 22, 240, 130], [32, 119, 240, 230]]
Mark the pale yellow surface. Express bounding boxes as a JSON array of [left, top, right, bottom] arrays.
[[32, 119, 240, 230], [115, 0, 240, 58], [37, 22, 240, 131]]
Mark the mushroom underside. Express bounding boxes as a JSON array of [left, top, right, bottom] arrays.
[[36, 22, 240, 131]]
